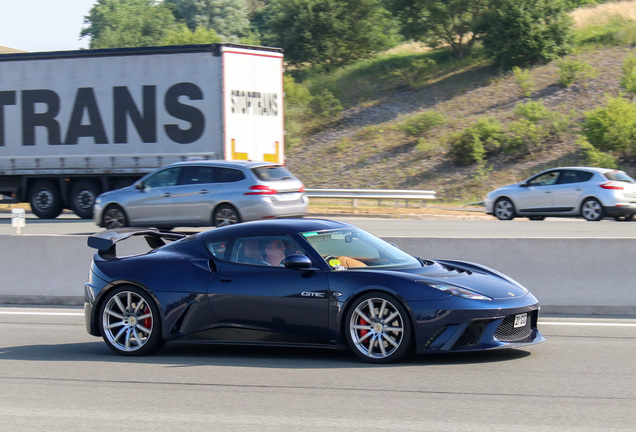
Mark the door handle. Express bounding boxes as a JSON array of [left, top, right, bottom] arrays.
[[162, 193, 172, 197], [199, 189, 209, 194], [220, 278, 232, 283]]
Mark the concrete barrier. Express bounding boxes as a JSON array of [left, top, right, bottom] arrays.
[[1, 234, 635, 316]]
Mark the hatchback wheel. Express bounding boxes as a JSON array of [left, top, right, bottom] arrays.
[[345, 292, 412, 363], [213, 204, 240, 227], [102, 205, 128, 228], [581, 198, 604, 221], [494, 198, 515, 221], [98, 286, 163, 356]]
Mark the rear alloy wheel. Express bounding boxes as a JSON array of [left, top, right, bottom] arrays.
[[213, 204, 240, 227], [98, 286, 163, 356], [70, 180, 100, 219], [345, 292, 412, 363], [581, 198, 604, 221], [102, 204, 128, 228], [29, 180, 63, 219], [494, 198, 515, 221]]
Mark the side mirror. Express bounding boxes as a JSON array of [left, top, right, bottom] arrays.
[[283, 254, 316, 271], [135, 182, 145, 190]]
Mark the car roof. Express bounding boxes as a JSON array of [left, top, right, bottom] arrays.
[[539, 166, 620, 174], [164, 160, 282, 169], [199, 218, 355, 240]]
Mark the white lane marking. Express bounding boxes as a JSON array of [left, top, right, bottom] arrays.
[[540, 322, 636, 327], [0, 311, 83, 316]]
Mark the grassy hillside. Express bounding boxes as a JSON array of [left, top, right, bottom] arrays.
[[286, 1, 636, 204]]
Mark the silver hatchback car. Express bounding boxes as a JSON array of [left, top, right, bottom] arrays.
[[94, 160, 308, 229], [485, 167, 636, 221]]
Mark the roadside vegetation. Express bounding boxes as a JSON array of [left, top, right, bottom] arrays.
[[77, 0, 636, 204], [283, 1, 636, 203]]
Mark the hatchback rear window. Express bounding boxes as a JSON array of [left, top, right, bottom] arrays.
[[251, 165, 295, 181], [604, 171, 636, 183]]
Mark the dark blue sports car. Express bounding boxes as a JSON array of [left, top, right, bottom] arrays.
[[84, 219, 544, 363]]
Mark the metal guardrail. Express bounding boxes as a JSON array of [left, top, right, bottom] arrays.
[[305, 188, 436, 208]]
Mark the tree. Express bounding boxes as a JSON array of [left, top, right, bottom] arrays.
[[81, 0, 179, 49], [263, 0, 400, 68], [160, 25, 223, 45], [388, 0, 489, 59], [479, 0, 573, 69], [165, 0, 251, 42]]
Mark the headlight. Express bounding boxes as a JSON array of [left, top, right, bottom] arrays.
[[424, 282, 492, 300]]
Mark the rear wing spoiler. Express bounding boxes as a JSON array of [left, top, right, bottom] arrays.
[[88, 228, 187, 259]]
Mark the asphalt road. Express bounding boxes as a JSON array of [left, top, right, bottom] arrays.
[[3, 212, 636, 237], [0, 307, 634, 431]]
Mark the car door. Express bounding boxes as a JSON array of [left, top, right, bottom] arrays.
[[206, 235, 331, 343], [514, 170, 561, 214], [549, 170, 591, 213], [124, 167, 180, 224], [170, 165, 217, 225]]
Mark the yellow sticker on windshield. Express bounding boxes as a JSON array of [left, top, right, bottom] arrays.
[[328, 258, 341, 267]]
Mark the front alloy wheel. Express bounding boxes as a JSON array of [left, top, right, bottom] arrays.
[[494, 198, 515, 221], [581, 198, 604, 221], [345, 293, 412, 363], [98, 286, 163, 356], [102, 205, 128, 228]]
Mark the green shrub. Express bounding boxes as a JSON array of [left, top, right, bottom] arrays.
[[504, 119, 547, 156], [309, 89, 343, 119], [448, 118, 504, 166], [512, 67, 534, 97], [621, 54, 636, 98], [557, 59, 598, 87], [393, 57, 437, 90], [513, 100, 553, 122], [397, 110, 447, 137], [583, 95, 636, 160], [578, 138, 619, 169]]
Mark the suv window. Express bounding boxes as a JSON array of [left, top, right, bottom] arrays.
[[216, 167, 245, 183], [145, 167, 181, 188], [251, 165, 294, 181], [179, 166, 215, 184]]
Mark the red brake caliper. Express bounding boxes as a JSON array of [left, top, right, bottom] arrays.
[[360, 318, 368, 337], [143, 307, 152, 331]]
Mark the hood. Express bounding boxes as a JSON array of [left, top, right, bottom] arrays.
[[396, 260, 529, 300]]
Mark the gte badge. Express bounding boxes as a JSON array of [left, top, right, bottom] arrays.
[[301, 292, 325, 298]]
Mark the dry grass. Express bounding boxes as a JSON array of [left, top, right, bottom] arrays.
[[571, 0, 636, 27]]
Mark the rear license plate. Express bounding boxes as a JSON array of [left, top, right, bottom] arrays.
[[514, 313, 527, 328]]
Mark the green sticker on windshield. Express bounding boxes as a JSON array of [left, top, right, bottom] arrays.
[[302, 232, 319, 237]]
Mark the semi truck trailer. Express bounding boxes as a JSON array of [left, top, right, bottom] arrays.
[[0, 43, 285, 219]]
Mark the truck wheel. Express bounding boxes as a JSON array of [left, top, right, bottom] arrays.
[[102, 204, 129, 228], [212, 204, 240, 227], [70, 180, 101, 219], [29, 180, 63, 219]]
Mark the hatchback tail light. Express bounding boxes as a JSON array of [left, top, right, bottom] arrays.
[[245, 185, 278, 195], [600, 181, 624, 190]]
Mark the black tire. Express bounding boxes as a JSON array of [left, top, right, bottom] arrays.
[[493, 198, 515, 221], [102, 204, 129, 228], [581, 198, 604, 221], [344, 292, 413, 364], [212, 204, 241, 227], [70, 180, 101, 219], [29, 180, 63, 219], [98, 285, 164, 356]]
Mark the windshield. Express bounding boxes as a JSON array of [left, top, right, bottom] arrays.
[[302, 228, 421, 270]]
